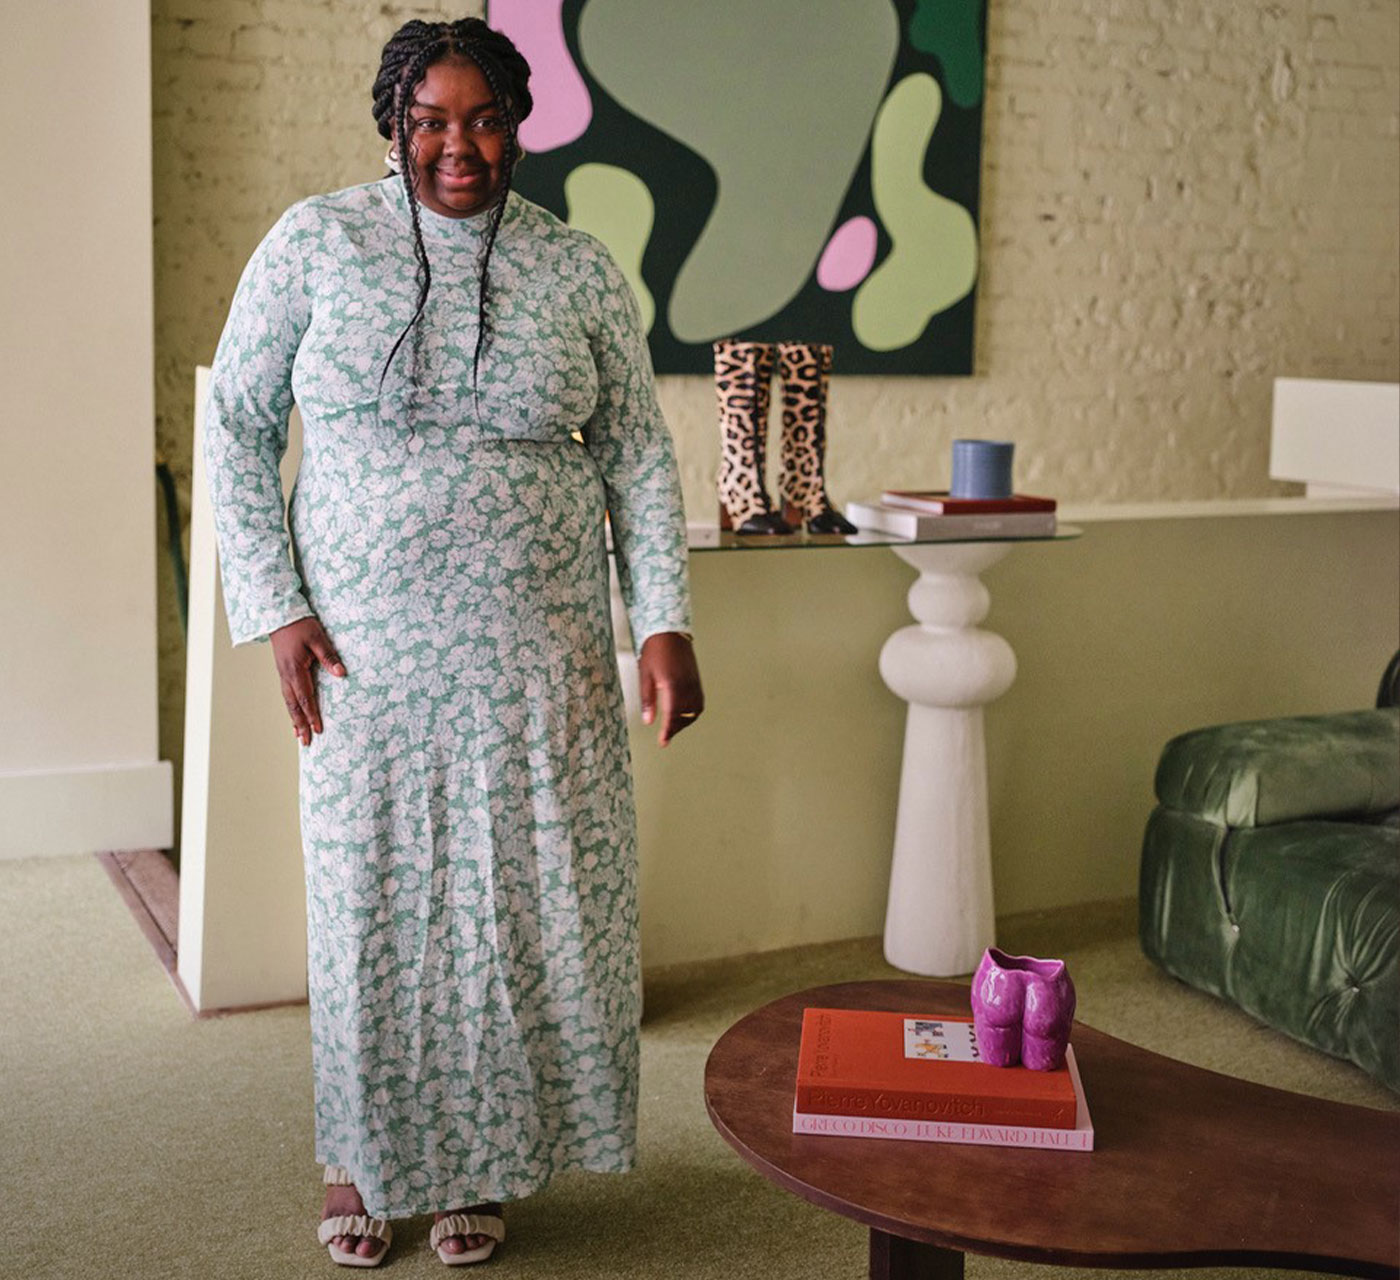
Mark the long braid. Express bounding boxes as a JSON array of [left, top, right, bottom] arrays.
[[378, 36, 444, 419], [454, 43, 517, 411], [369, 18, 533, 432]]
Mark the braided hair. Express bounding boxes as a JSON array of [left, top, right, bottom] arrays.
[[370, 18, 533, 422]]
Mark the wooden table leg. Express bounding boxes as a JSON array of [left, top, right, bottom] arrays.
[[869, 1228, 965, 1280]]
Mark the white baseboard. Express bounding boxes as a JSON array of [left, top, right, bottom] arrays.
[[0, 762, 173, 859]]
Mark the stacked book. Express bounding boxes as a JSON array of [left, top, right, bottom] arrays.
[[793, 1008, 1094, 1151], [844, 491, 1057, 540]]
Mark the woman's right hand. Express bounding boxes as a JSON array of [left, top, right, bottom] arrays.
[[269, 617, 346, 746]]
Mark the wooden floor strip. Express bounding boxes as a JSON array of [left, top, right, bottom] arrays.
[[96, 849, 309, 1017], [115, 848, 179, 945], [97, 848, 179, 973]]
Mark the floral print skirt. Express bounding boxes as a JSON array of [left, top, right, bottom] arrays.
[[296, 439, 640, 1217]]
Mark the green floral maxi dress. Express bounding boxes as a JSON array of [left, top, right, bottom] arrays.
[[203, 178, 692, 1218]]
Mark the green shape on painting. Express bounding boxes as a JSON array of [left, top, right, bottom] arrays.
[[853, 73, 978, 353], [564, 163, 656, 334], [908, 0, 983, 108], [579, 0, 898, 342]]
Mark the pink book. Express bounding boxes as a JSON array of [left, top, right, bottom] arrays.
[[792, 1045, 1094, 1151]]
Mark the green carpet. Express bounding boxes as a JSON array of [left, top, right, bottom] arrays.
[[1, 856, 1393, 1279]]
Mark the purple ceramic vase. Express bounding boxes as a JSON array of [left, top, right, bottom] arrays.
[[970, 947, 1076, 1071]]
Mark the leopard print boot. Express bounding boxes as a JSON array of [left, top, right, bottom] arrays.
[[777, 341, 857, 534], [714, 339, 793, 534]]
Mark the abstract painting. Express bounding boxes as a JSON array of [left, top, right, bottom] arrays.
[[487, 0, 985, 374]]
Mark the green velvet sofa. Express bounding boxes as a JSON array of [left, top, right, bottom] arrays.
[[1139, 703, 1399, 1090]]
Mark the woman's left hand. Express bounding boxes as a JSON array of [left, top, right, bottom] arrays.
[[638, 632, 704, 746]]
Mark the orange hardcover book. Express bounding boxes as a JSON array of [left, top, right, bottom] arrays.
[[795, 1008, 1077, 1129], [880, 491, 1058, 515]]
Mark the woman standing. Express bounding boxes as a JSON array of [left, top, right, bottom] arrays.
[[203, 18, 702, 1267]]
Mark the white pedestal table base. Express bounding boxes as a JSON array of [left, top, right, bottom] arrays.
[[878, 543, 1017, 977]]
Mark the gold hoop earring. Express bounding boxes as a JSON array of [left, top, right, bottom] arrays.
[[385, 145, 401, 174]]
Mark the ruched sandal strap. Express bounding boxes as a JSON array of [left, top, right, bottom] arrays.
[[429, 1213, 505, 1250], [318, 1214, 392, 1246]]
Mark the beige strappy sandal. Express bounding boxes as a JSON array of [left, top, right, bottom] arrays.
[[429, 1208, 505, 1265], [319, 1164, 392, 1268]]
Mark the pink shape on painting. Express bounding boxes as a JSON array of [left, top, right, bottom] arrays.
[[490, 0, 592, 153], [816, 216, 878, 291]]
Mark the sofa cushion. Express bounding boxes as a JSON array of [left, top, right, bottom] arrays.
[[1139, 809, 1233, 997], [1224, 820, 1398, 1088], [1141, 807, 1399, 1089], [1154, 708, 1400, 829]]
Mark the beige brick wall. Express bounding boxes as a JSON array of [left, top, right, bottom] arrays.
[[153, 0, 1399, 851]]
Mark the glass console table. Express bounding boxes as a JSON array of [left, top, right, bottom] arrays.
[[634, 524, 1082, 978], [684, 525, 1078, 552]]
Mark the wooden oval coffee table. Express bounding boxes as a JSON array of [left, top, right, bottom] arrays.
[[704, 980, 1400, 1280]]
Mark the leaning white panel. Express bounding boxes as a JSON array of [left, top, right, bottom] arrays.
[[179, 367, 309, 1012], [1270, 378, 1400, 497]]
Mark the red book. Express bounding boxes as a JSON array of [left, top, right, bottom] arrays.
[[793, 1046, 1094, 1151], [881, 490, 1057, 515], [794, 1008, 1078, 1129]]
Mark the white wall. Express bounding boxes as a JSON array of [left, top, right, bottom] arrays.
[[0, 1, 172, 857]]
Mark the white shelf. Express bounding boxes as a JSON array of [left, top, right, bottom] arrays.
[[1058, 496, 1398, 523]]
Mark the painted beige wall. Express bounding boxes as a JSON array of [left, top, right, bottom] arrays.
[[153, 0, 1399, 859], [180, 491, 1398, 1001], [0, 0, 171, 857], [631, 506, 1399, 966]]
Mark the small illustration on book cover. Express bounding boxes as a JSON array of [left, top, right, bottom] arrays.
[[905, 1019, 981, 1062]]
